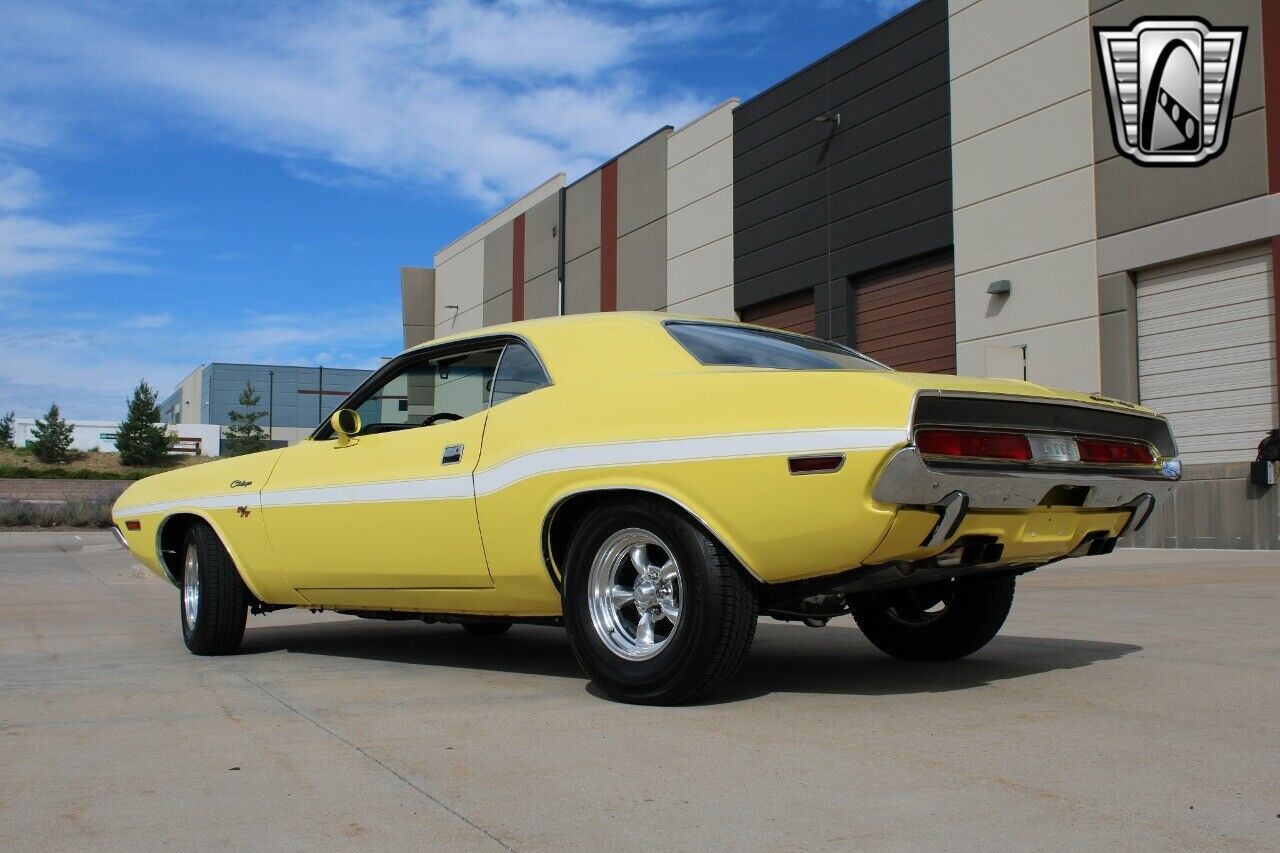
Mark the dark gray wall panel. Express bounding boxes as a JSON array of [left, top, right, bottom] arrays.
[[733, 0, 952, 319]]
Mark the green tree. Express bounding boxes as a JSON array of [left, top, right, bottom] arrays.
[[0, 410, 15, 449], [29, 403, 76, 463], [223, 381, 269, 456], [115, 380, 176, 467]]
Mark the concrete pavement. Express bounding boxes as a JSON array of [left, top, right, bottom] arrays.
[[1, 532, 1277, 850]]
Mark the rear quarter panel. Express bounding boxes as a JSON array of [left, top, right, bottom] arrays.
[[474, 370, 919, 598]]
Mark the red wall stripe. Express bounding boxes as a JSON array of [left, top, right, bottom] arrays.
[[1262, 0, 1280, 416], [512, 213, 525, 321], [600, 160, 618, 312]]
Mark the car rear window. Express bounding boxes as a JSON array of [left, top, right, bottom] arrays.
[[666, 322, 887, 371]]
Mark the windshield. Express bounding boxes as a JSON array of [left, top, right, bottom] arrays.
[[666, 322, 887, 371]]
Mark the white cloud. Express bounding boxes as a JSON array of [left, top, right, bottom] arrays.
[[0, 0, 725, 208], [0, 164, 43, 211], [0, 214, 144, 277], [0, 305, 401, 421], [124, 313, 173, 330]]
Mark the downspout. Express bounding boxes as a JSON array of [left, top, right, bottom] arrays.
[[557, 186, 567, 315]]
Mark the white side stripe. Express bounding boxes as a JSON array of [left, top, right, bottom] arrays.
[[472, 428, 903, 496], [114, 428, 906, 516]]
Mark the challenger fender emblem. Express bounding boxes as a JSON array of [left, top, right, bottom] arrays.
[[230, 480, 253, 488], [236, 506, 251, 518], [1094, 18, 1246, 166]]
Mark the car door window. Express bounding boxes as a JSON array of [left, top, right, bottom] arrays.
[[349, 347, 502, 433], [490, 341, 551, 406]]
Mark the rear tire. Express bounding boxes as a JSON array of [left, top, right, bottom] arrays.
[[562, 498, 757, 705], [853, 575, 1015, 661], [460, 621, 512, 636], [180, 521, 248, 655]]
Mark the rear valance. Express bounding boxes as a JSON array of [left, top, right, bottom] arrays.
[[911, 393, 1178, 458]]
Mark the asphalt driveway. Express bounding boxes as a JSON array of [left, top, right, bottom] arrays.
[[1, 532, 1276, 850]]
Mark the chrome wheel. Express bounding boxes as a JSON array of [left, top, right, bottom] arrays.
[[182, 543, 201, 631], [587, 528, 682, 661]]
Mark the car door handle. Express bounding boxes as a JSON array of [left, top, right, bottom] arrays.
[[441, 444, 464, 465]]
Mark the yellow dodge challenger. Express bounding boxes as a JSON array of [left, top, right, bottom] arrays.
[[113, 313, 1180, 704]]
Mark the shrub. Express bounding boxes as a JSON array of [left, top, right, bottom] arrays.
[[0, 410, 14, 449], [29, 403, 76, 464], [223, 381, 269, 456], [116, 380, 176, 467], [0, 497, 114, 528]]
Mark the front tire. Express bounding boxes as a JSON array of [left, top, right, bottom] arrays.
[[562, 498, 757, 705], [180, 521, 248, 655], [853, 575, 1015, 661]]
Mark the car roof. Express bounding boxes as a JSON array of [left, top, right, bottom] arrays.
[[403, 311, 726, 383]]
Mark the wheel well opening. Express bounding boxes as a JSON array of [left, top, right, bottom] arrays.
[[157, 513, 202, 584], [543, 489, 752, 589]]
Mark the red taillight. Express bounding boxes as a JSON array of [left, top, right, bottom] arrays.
[[915, 429, 1033, 461], [788, 454, 845, 474], [124, 520, 141, 531], [1075, 437, 1154, 465]]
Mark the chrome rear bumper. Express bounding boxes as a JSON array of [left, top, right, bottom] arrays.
[[872, 447, 1179, 511]]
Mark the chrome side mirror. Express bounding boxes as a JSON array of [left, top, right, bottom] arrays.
[[330, 408, 362, 448]]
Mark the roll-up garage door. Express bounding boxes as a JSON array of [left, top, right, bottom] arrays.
[[854, 255, 956, 373], [740, 290, 815, 336], [1136, 244, 1276, 465]]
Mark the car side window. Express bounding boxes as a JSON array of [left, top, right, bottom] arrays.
[[490, 341, 550, 406], [351, 347, 503, 431]]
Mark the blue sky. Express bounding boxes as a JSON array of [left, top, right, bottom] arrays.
[[0, 0, 910, 421]]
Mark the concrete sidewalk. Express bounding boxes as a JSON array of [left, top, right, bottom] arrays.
[[1, 532, 1277, 850]]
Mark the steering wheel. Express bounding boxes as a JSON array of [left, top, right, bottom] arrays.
[[423, 412, 462, 426]]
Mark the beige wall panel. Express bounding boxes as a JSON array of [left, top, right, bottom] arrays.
[[524, 194, 560, 280], [666, 284, 736, 320], [482, 221, 513, 304], [668, 101, 736, 168], [667, 235, 734, 307], [565, 171, 601, 263], [952, 93, 1094, 209], [948, 0, 982, 15], [957, 316, 1102, 392], [617, 132, 669, 238], [400, 267, 435, 327], [523, 270, 559, 320], [1097, 193, 1280, 276], [1094, 112, 1270, 238], [437, 301, 484, 338], [1099, 309, 1139, 402], [179, 368, 203, 424], [616, 219, 667, 311], [955, 243, 1099, 342], [950, 20, 1091, 143], [668, 137, 733, 214], [667, 186, 733, 261], [435, 173, 563, 267], [954, 169, 1096, 274], [403, 325, 432, 349], [949, 0, 1086, 79], [564, 250, 601, 315], [434, 240, 484, 337], [483, 289, 512, 326]]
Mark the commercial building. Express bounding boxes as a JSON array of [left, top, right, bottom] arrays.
[[161, 363, 374, 447], [401, 0, 1280, 548], [14, 419, 221, 457]]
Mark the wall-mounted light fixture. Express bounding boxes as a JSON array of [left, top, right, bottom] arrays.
[[987, 279, 1012, 296]]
